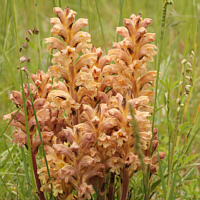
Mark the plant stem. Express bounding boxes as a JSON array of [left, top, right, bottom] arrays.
[[32, 152, 46, 200], [108, 173, 115, 200], [121, 168, 129, 200], [95, 0, 107, 54]]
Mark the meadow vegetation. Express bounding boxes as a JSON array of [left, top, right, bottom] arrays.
[[0, 0, 200, 199]]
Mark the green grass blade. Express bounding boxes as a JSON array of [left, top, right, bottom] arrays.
[[129, 104, 149, 199], [0, 45, 20, 90], [117, 0, 124, 42], [52, 0, 55, 7], [20, 147, 33, 199], [0, 144, 17, 168], [151, 0, 173, 147], [33, 0, 42, 70], [185, 107, 200, 154], [95, 0, 107, 54], [158, 153, 166, 200], [26, 76, 54, 199], [20, 73, 37, 194], [168, 163, 178, 200], [2, 136, 25, 200], [92, 185, 102, 200]]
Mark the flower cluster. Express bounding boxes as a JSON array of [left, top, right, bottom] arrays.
[[4, 6, 165, 200]]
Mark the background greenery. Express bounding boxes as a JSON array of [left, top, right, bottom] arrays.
[[0, 0, 200, 199]]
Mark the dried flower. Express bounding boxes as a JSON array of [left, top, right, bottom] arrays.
[[26, 37, 30, 42], [33, 28, 39, 35], [23, 43, 28, 49]]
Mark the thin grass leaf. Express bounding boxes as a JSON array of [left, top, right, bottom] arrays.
[[129, 104, 149, 199], [0, 144, 17, 168], [0, 175, 13, 196], [151, 0, 173, 145], [95, 0, 107, 54], [168, 162, 178, 200], [33, 0, 42, 70], [11, 0, 20, 66], [20, 72, 37, 194], [79, 0, 82, 18], [185, 105, 200, 154], [26, 76, 54, 200], [2, 136, 25, 200], [52, 0, 55, 7], [117, 0, 124, 42], [92, 185, 102, 200], [0, 45, 19, 90], [158, 152, 166, 200], [21, 147, 33, 199]]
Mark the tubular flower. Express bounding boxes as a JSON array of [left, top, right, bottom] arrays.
[[3, 81, 55, 153], [4, 6, 165, 200]]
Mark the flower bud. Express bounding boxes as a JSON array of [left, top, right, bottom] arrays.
[[176, 98, 181, 104], [23, 43, 28, 49], [186, 68, 192, 73], [26, 37, 30, 42], [191, 50, 195, 56], [33, 28, 39, 35], [185, 76, 191, 81], [186, 62, 192, 68], [20, 56, 26, 63], [28, 30, 33, 35], [181, 59, 187, 65]]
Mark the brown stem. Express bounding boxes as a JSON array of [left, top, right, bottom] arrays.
[[121, 168, 129, 200], [98, 176, 106, 200], [32, 153, 46, 200], [108, 172, 115, 200]]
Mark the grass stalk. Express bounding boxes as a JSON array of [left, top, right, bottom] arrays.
[[33, 0, 42, 69], [25, 76, 54, 200], [94, 0, 107, 54], [79, 0, 82, 18], [2, 136, 25, 200], [20, 147, 33, 199], [87, 0, 90, 33], [0, 45, 19, 90], [108, 172, 115, 200], [117, 0, 124, 42], [151, 0, 173, 149], [52, 0, 55, 7], [129, 105, 148, 200], [2, 0, 9, 48], [166, 26, 191, 199], [20, 72, 41, 198]]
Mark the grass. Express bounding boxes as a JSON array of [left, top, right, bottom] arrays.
[[0, 0, 200, 199]]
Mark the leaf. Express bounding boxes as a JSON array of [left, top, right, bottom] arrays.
[[178, 122, 192, 136], [92, 185, 102, 200], [158, 153, 166, 200], [171, 80, 180, 91], [160, 79, 167, 90], [184, 154, 198, 164]]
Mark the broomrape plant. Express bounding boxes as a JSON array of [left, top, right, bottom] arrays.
[[4, 6, 165, 200]]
